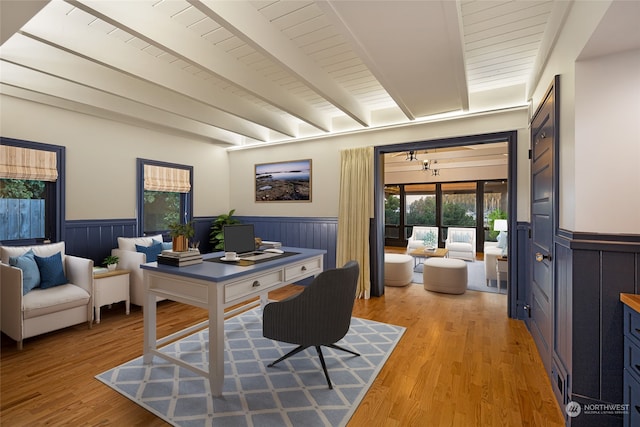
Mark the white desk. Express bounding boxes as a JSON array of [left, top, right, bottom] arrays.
[[141, 247, 325, 397]]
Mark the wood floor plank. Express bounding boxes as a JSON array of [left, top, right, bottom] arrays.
[[1, 281, 564, 426]]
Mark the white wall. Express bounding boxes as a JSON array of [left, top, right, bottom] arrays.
[[530, 0, 639, 234], [0, 96, 229, 220], [229, 109, 531, 221], [574, 49, 640, 233]]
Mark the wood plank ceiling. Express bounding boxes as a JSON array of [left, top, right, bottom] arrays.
[[0, 0, 559, 148]]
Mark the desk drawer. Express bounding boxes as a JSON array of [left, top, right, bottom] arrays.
[[624, 370, 640, 426], [625, 336, 640, 384], [625, 305, 640, 347], [284, 257, 322, 282], [224, 270, 283, 303]]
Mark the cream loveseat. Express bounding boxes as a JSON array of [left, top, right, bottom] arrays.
[[0, 242, 93, 349], [445, 227, 476, 261], [111, 234, 168, 307]]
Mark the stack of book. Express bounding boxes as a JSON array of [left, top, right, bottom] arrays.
[[157, 249, 203, 267], [260, 241, 282, 249]]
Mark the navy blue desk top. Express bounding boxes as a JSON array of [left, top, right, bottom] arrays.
[[140, 247, 326, 282]]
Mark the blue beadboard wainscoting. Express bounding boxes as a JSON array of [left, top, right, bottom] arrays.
[[64, 216, 338, 272]]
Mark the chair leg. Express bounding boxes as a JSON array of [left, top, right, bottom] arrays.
[[328, 343, 360, 357], [315, 346, 333, 389], [267, 345, 308, 367]]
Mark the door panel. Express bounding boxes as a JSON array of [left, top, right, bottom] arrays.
[[529, 78, 558, 376]]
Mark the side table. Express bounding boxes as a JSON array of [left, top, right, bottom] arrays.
[[496, 256, 508, 288], [93, 269, 131, 323]]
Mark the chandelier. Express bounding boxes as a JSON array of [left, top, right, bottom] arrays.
[[405, 150, 418, 161], [423, 159, 440, 176]]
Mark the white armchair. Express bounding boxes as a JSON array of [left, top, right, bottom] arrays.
[[0, 242, 93, 349], [111, 234, 167, 307], [406, 226, 439, 251], [445, 227, 476, 261]]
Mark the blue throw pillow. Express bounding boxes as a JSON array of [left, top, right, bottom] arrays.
[[9, 249, 41, 295], [34, 251, 68, 289], [156, 240, 173, 251], [136, 241, 163, 262]]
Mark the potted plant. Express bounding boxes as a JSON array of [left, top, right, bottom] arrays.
[[209, 209, 240, 250], [103, 255, 119, 271], [169, 221, 195, 252]]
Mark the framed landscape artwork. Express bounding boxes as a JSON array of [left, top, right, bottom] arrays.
[[255, 159, 312, 202]]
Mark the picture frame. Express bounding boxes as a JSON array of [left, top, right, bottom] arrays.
[[255, 159, 312, 202]]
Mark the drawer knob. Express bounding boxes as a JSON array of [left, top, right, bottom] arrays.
[[301, 266, 307, 271], [252, 280, 261, 287]]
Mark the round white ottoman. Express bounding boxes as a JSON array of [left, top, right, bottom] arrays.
[[423, 258, 467, 294], [384, 253, 413, 287]]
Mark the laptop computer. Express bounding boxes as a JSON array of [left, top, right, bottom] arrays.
[[223, 224, 281, 261]]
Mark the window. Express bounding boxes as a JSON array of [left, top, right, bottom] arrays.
[[0, 139, 64, 243], [405, 183, 436, 239], [137, 159, 193, 237], [483, 180, 508, 241], [384, 185, 401, 239], [441, 182, 476, 227]]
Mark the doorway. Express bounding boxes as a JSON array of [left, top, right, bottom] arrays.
[[373, 132, 518, 317]]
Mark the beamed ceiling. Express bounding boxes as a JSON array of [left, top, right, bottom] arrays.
[[1, 0, 567, 148]]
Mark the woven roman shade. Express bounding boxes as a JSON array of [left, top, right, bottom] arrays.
[[144, 164, 191, 193], [0, 145, 58, 182]]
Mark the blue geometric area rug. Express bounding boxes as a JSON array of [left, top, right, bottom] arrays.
[[96, 308, 405, 426]]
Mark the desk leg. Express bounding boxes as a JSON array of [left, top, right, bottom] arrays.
[[209, 291, 225, 397], [143, 287, 157, 364]]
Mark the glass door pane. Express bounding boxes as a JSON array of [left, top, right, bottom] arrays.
[[441, 182, 476, 228], [484, 181, 508, 241], [384, 185, 401, 239], [405, 183, 436, 240]]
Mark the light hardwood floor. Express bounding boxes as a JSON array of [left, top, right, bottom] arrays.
[[1, 281, 564, 426]]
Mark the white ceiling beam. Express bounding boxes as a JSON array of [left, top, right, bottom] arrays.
[[17, 1, 297, 138], [68, 0, 331, 132], [1, 61, 246, 145], [384, 157, 507, 172], [1, 83, 246, 145], [0, 0, 49, 45], [188, 0, 370, 128], [2, 34, 269, 142]]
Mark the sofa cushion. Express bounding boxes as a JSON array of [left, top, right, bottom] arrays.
[[447, 242, 473, 252], [136, 241, 163, 262], [34, 252, 68, 289], [450, 231, 472, 243], [117, 234, 163, 252], [9, 249, 41, 295], [22, 284, 90, 319], [1, 242, 66, 266]]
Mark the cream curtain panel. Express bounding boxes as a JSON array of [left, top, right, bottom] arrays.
[[0, 145, 58, 181], [144, 164, 191, 193], [336, 146, 374, 299]]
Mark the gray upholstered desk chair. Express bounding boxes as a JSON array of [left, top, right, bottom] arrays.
[[262, 260, 360, 389]]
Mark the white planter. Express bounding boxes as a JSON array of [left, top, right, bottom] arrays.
[[107, 263, 117, 271]]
